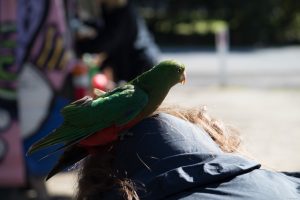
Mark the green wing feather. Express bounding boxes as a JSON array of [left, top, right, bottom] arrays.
[[28, 84, 148, 154]]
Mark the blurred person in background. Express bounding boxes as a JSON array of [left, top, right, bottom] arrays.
[[76, 106, 300, 200], [75, 0, 160, 84]]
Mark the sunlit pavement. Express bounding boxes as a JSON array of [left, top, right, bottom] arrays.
[[47, 46, 300, 197], [46, 173, 77, 197], [161, 46, 300, 88]]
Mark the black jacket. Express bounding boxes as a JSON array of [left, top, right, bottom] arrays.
[[76, 2, 159, 82]]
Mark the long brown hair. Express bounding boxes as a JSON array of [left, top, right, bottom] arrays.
[[76, 105, 242, 200]]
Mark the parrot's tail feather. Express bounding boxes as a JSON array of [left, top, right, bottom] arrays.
[[46, 146, 88, 181], [38, 137, 86, 161], [27, 123, 98, 155], [28, 124, 72, 154]]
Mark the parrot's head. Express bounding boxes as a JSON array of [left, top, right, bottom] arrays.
[[132, 60, 186, 93], [154, 60, 186, 86]]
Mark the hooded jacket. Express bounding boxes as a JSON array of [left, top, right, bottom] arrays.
[[104, 113, 300, 199]]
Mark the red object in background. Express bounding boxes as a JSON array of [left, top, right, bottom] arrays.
[[74, 88, 86, 100], [92, 74, 108, 91]]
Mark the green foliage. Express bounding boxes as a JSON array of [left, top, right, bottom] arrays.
[[137, 0, 300, 46]]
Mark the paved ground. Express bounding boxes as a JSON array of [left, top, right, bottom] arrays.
[[161, 46, 300, 88], [47, 46, 300, 197]]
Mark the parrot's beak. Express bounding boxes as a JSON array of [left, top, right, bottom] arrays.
[[180, 71, 186, 84]]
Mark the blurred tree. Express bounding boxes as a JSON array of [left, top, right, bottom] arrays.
[[136, 0, 300, 46]]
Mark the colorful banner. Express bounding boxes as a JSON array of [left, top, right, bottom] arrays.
[[0, 0, 25, 186], [17, 0, 75, 176]]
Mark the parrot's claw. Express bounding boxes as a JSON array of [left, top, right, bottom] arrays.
[[119, 131, 134, 140]]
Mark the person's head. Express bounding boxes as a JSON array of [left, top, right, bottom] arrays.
[[76, 106, 241, 200]]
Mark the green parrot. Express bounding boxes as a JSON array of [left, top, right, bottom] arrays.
[[27, 60, 186, 180]]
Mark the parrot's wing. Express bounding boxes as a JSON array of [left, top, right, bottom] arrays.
[[62, 84, 148, 127], [28, 84, 148, 154]]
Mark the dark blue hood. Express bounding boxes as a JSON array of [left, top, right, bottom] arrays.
[[112, 113, 266, 199]]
